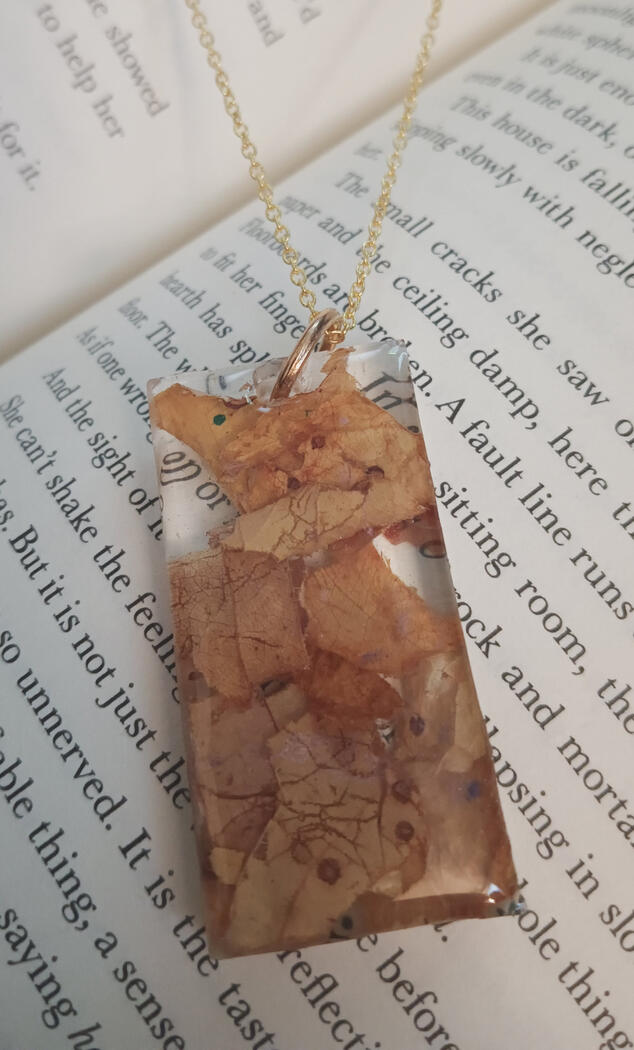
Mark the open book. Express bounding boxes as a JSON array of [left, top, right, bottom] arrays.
[[1, 0, 549, 361], [1, 0, 633, 1046]]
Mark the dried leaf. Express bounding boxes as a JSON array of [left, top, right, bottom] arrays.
[[169, 549, 249, 701], [187, 691, 277, 855], [154, 358, 434, 516], [224, 475, 431, 560], [298, 649, 402, 730], [303, 543, 459, 675], [151, 383, 257, 478], [262, 682, 308, 731], [225, 713, 427, 953], [224, 548, 308, 683], [210, 847, 246, 886], [169, 547, 308, 700]]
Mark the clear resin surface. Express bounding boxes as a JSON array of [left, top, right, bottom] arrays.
[[149, 341, 518, 958]]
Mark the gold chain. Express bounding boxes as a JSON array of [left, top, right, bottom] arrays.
[[184, 0, 442, 337]]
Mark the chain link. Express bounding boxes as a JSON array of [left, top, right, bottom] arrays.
[[184, 0, 442, 336]]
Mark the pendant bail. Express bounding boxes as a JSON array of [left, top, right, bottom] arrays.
[[270, 310, 343, 401]]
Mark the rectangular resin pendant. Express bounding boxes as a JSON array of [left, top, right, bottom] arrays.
[[149, 339, 518, 958]]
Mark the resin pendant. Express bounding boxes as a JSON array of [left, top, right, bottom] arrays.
[[148, 337, 518, 958]]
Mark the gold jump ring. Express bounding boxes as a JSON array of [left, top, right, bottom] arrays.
[[270, 310, 343, 400]]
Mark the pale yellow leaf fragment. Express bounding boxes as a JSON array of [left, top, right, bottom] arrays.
[[224, 475, 431, 559], [263, 683, 308, 731], [210, 847, 246, 886]]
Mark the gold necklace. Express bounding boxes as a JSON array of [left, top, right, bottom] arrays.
[[148, 0, 519, 962], [183, 0, 443, 345]]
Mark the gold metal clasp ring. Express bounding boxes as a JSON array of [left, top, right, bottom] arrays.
[[270, 310, 343, 401]]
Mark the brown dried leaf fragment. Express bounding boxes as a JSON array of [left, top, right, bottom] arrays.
[[189, 688, 279, 948], [372, 768, 428, 898], [225, 714, 427, 954], [224, 548, 308, 683], [151, 383, 257, 478], [303, 544, 459, 676], [188, 691, 277, 797], [169, 549, 249, 702], [187, 691, 278, 855], [219, 356, 428, 509], [224, 476, 430, 560], [153, 358, 434, 516], [298, 649, 401, 730], [204, 794, 278, 857], [169, 548, 308, 699]]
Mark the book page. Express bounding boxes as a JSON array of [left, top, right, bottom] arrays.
[[0, 0, 551, 360], [1, 1, 633, 1047]]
